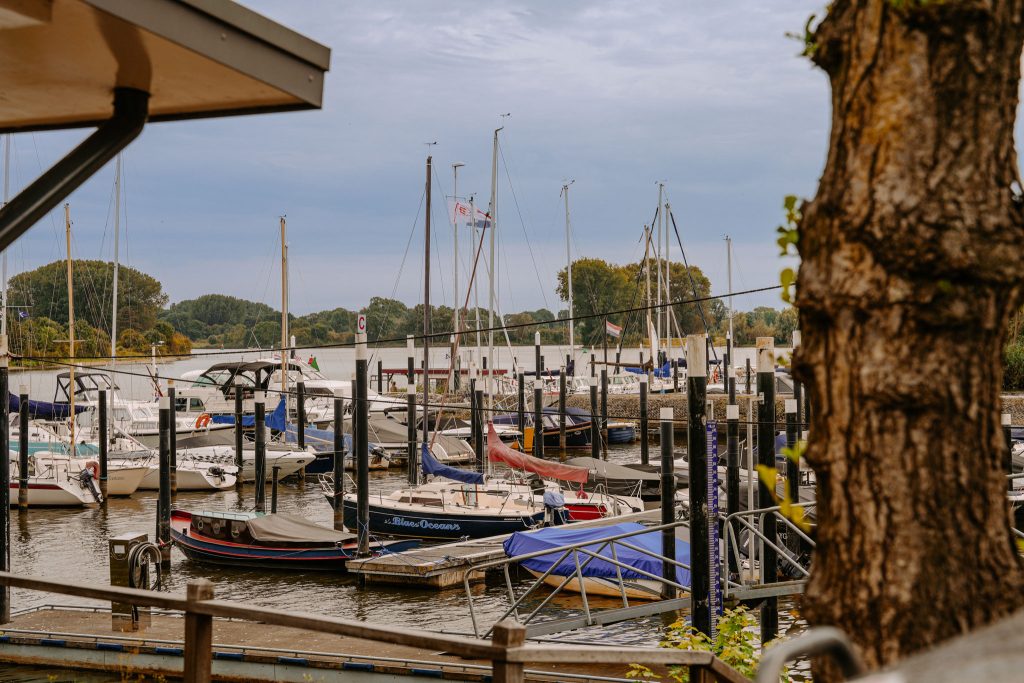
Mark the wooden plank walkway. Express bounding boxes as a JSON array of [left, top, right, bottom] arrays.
[[346, 510, 662, 588]]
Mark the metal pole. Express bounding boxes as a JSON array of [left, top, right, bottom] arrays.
[[1003, 412, 1013, 492], [639, 376, 649, 465], [157, 396, 171, 568], [686, 335, 710, 633], [659, 407, 676, 599], [558, 369, 567, 450], [590, 353, 595, 378], [355, 332, 370, 557], [600, 369, 608, 457], [473, 369, 484, 471], [745, 357, 752, 395], [757, 337, 778, 643], [333, 389, 345, 530], [517, 372, 526, 444], [786, 399, 800, 556], [407, 384, 418, 484], [0, 343, 8, 622], [726, 402, 740, 572], [271, 466, 280, 514], [672, 359, 679, 393], [376, 360, 382, 395], [234, 380, 243, 492], [18, 384, 29, 510], [793, 330, 803, 439], [534, 332, 541, 380], [589, 377, 599, 462], [254, 393, 266, 512], [297, 380, 306, 451], [167, 383, 177, 499], [98, 388, 108, 504], [533, 379, 544, 459]]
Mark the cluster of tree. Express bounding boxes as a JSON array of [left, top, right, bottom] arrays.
[[7, 261, 189, 360]]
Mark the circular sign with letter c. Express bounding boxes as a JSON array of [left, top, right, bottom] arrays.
[[357, 314, 367, 334]]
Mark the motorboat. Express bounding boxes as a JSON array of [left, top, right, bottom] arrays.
[[342, 413, 476, 465], [174, 445, 312, 483], [170, 509, 417, 570], [491, 407, 592, 451]]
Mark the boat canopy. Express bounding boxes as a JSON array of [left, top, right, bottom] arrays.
[[246, 512, 356, 544], [421, 443, 484, 485], [504, 522, 691, 586], [564, 457, 661, 481], [9, 394, 87, 420], [624, 361, 673, 378], [487, 425, 589, 484]]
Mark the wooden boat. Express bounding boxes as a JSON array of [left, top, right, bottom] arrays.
[[170, 510, 417, 570]]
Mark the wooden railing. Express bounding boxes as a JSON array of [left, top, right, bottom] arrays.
[[0, 571, 749, 683]]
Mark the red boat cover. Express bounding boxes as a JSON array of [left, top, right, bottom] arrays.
[[487, 424, 589, 484]]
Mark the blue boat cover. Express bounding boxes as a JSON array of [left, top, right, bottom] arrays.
[[210, 398, 286, 429], [211, 414, 255, 427], [265, 398, 287, 431], [284, 423, 352, 454], [421, 443, 484, 484], [9, 394, 87, 420], [624, 362, 673, 379], [503, 522, 691, 586]]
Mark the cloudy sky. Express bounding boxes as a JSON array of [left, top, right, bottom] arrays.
[[4, 1, 831, 317]]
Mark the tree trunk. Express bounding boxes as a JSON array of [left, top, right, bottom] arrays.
[[794, 1, 1024, 678]]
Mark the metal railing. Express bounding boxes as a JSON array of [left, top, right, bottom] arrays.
[[722, 503, 816, 598], [0, 570, 748, 683]]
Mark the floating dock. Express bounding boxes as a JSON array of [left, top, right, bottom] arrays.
[[346, 509, 661, 588]]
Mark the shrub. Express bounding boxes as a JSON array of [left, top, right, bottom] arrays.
[[1005, 343, 1024, 391]]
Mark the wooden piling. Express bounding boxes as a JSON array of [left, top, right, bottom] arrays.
[[376, 360, 383, 394], [491, 619, 526, 683], [167, 383, 176, 499], [686, 335, 710, 633], [297, 380, 306, 451], [600, 369, 608, 457], [333, 389, 344, 531], [183, 579, 214, 683], [785, 398, 799, 556], [355, 332, 370, 557], [533, 379, 544, 459], [639, 375, 649, 465], [558, 369, 567, 450], [98, 388, 108, 504], [756, 337, 778, 643], [157, 396, 171, 568], [589, 377, 599, 462], [233, 380, 243, 492], [17, 385, 28, 510], [473, 369, 484, 469], [271, 466, 280, 513], [516, 372, 525, 445], [254, 393, 266, 512], [660, 407, 676, 600]]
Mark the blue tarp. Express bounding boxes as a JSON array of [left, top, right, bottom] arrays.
[[9, 394, 87, 420], [624, 361, 673, 379], [211, 414, 255, 427], [503, 522, 691, 587], [209, 398, 286, 429], [421, 443, 484, 484]]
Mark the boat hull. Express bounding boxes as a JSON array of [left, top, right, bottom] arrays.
[[340, 498, 545, 540], [138, 466, 235, 491], [526, 568, 663, 600], [7, 481, 92, 506]]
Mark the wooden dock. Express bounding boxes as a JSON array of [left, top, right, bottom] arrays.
[[346, 509, 661, 588]]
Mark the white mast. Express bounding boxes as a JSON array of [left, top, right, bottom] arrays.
[[726, 235, 734, 342], [656, 183, 664, 350], [471, 196, 481, 368], [280, 216, 288, 411], [1, 135, 9, 339], [111, 154, 121, 367], [65, 204, 75, 446], [486, 127, 501, 409], [561, 180, 575, 354], [664, 198, 671, 349], [452, 162, 464, 388]]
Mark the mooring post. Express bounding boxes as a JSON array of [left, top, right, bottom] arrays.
[[589, 376, 600, 461], [672, 359, 679, 393], [745, 357, 752, 395], [558, 368, 567, 450], [785, 398, 800, 556], [233, 379, 243, 492], [183, 579, 214, 683], [533, 379, 544, 459], [376, 359, 383, 394], [406, 383, 418, 482], [756, 336, 778, 643], [639, 375, 649, 465], [253, 392, 266, 512], [355, 331, 370, 557], [167, 382, 177, 499], [157, 396, 171, 568], [686, 335, 710, 631], [98, 387, 108, 504], [473, 367, 484, 466], [590, 353, 595, 378], [726, 402, 740, 571], [660, 407, 676, 599], [406, 334, 415, 391], [296, 380, 306, 451], [271, 465, 280, 513], [516, 372, 525, 445], [0, 340, 9, 623], [534, 331, 541, 379], [792, 331, 802, 437], [1003, 412, 1013, 492], [18, 384, 30, 509], [491, 619, 526, 683], [724, 331, 731, 389], [333, 389, 345, 530], [600, 369, 608, 457]]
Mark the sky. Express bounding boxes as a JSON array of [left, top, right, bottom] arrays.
[[2, 1, 834, 319]]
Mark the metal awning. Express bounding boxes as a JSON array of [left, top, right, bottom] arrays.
[[0, 0, 330, 251]]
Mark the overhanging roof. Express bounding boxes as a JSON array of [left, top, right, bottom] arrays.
[[0, 0, 331, 133]]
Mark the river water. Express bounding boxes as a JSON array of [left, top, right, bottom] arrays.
[[4, 347, 807, 680]]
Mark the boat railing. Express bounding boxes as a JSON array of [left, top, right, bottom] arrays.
[[461, 517, 735, 639], [0, 570, 747, 683], [721, 502, 816, 599]]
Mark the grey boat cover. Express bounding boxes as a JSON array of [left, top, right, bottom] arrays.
[[565, 457, 661, 481], [344, 415, 474, 456], [246, 513, 356, 544]]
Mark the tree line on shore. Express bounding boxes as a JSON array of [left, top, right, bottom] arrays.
[[7, 259, 802, 361]]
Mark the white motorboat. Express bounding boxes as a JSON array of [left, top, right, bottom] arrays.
[[131, 454, 237, 491], [182, 445, 314, 483]]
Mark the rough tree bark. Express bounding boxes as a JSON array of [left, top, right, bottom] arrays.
[[793, 0, 1024, 678]]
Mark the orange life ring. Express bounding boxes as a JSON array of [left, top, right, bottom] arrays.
[[85, 460, 99, 480], [194, 413, 212, 429]]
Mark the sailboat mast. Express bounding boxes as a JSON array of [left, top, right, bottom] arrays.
[[486, 127, 501, 410], [1, 135, 9, 339], [664, 198, 671, 350], [65, 204, 75, 446], [279, 216, 288, 413], [471, 196, 481, 368], [451, 162, 463, 390], [726, 235, 734, 343], [423, 156, 432, 447], [643, 225, 653, 361], [110, 154, 121, 361], [562, 181, 574, 353], [656, 184, 663, 351]]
